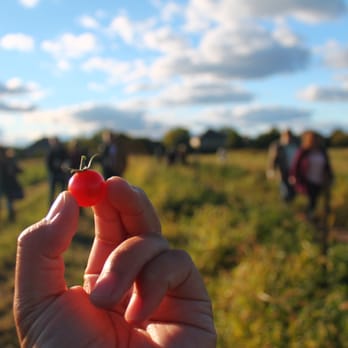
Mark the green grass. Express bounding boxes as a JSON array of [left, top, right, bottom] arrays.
[[1, 149, 348, 347]]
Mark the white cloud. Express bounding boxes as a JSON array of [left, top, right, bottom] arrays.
[[82, 57, 131, 82], [160, 2, 183, 22], [144, 102, 314, 137], [299, 85, 348, 102], [109, 15, 135, 44], [78, 5, 308, 86], [13, 105, 149, 147], [184, 0, 217, 32], [143, 27, 189, 53], [124, 81, 162, 94], [16, 101, 161, 143], [150, 22, 309, 81], [184, 0, 347, 30], [232, 104, 311, 122], [41, 33, 98, 60], [0, 33, 34, 51], [87, 82, 107, 92], [19, 0, 39, 8], [78, 15, 100, 30], [189, 104, 313, 136], [342, 76, 348, 89], [108, 14, 155, 46], [272, 20, 303, 47], [0, 100, 35, 112], [21, 107, 98, 141], [3, 0, 348, 147], [0, 78, 39, 96], [57, 59, 71, 71], [72, 103, 148, 131], [0, 78, 45, 113], [157, 79, 254, 105], [82, 56, 148, 86], [321, 40, 348, 69]]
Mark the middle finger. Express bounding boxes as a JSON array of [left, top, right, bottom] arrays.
[[84, 177, 161, 289]]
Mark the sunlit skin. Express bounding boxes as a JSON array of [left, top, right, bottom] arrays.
[[13, 177, 216, 347]]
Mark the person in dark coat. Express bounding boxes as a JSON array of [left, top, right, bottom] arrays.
[[67, 139, 87, 171], [99, 130, 128, 179], [46, 137, 68, 205], [290, 130, 334, 219], [267, 129, 299, 202], [0, 147, 24, 221]]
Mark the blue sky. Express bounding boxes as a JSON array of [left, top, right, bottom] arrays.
[[1, 0, 348, 146]]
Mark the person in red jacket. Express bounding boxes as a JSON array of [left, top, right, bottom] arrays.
[[290, 130, 333, 219]]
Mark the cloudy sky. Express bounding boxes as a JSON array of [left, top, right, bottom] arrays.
[[1, 0, 348, 146]]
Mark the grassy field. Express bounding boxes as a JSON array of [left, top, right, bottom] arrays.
[[1, 149, 348, 347]]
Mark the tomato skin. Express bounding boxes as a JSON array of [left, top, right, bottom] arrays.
[[68, 169, 106, 207]]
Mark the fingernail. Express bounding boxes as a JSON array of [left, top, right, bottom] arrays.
[[46, 192, 65, 222]]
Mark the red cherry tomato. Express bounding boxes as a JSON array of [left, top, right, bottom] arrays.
[[68, 169, 106, 207]]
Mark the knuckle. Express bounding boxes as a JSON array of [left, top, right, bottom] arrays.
[[17, 220, 48, 247]]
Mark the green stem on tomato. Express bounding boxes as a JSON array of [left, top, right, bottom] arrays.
[[70, 153, 99, 174], [79, 155, 87, 170]]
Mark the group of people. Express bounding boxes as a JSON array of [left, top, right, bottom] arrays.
[[47, 130, 128, 205], [268, 129, 334, 220], [154, 143, 189, 166], [0, 130, 129, 221]]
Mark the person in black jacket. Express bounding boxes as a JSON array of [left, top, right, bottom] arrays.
[[267, 129, 299, 202], [0, 147, 24, 221], [46, 137, 68, 205], [99, 130, 128, 179]]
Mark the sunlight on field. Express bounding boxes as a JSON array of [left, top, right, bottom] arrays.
[[1, 149, 348, 347]]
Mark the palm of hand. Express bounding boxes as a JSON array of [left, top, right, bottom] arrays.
[[27, 285, 212, 347]]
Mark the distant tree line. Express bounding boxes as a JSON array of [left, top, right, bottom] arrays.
[[161, 127, 348, 152], [15, 126, 348, 158]]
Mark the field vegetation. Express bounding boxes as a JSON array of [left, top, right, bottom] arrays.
[[1, 149, 348, 347]]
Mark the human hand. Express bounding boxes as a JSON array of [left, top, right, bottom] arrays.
[[14, 177, 216, 347]]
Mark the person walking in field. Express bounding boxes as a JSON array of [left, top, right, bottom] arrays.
[[0, 147, 24, 222], [290, 130, 334, 220], [67, 139, 86, 171], [267, 129, 299, 202], [99, 130, 128, 179], [46, 136, 69, 205]]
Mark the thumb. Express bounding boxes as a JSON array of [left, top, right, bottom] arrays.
[[14, 191, 79, 310]]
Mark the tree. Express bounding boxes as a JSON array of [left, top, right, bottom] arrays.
[[252, 128, 280, 149], [222, 128, 245, 148], [162, 127, 190, 149], [329, 129, 348, 147]]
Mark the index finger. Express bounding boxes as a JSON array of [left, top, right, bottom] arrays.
[[84, 177, 161, 284]]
